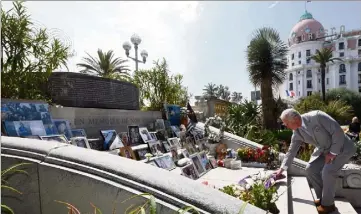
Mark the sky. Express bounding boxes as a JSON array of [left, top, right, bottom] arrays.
[[2, 1, 361, 102]]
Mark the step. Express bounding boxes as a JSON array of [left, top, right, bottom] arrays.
[[275, 176, 288, 214], [310, 188, 358, 214], [291, 176, 318, 214]]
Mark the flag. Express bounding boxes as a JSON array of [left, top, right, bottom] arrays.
[[285, 90, 296, 97], [187, 102, 198, 123]]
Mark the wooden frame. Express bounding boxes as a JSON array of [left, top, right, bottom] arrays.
[[119, 146, 136, 160]]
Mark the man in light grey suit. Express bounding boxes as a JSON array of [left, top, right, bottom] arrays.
[[274, 109, 356, 214]]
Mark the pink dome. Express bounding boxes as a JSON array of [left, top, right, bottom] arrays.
[[288, 11, 325, 46]]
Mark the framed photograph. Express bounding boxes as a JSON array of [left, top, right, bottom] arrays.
[[53, 119, 73, 140], [147, 160, 158, 167], [139, 127, 152, 143], [199, 151, 212, 172], [181, 163, 199, 180], [155, 119, 165, 131], [149, 132, 158, 141], [100, 130, 124, 151], [147, 140, 163, 156], [119, 132, 130, 146], [154, 155, 176, 171], [170, 146, 179, 162], [196, 138, 209, 152], [190, 154, 206, 177], [70, 137, 91, 149], [119, 146, 136, 160], [71, 129, 87, 138], [181, 149, 190, 158], [162, 141, 171, 152], [167, 137, 181, 149], [21, 135, 41, 140], [135, 148, 150, 160], [128, 125, 141, 145], [155, 130, 166, 141], [184, 137, 197, 155], [208, 156, 218, 169], [179, 131, 187, 147], [40, 135, 69, 144], [171, 126, 180, 138]]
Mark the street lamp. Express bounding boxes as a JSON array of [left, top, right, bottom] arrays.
[[122, 34, 148, 71]]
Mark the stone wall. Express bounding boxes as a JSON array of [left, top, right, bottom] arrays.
[[48, 72, 140, 110], [50, 106, 161, 138], [1, 137, 265, 214]]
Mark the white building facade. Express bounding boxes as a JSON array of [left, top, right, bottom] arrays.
[[280, 11, 361, 99]]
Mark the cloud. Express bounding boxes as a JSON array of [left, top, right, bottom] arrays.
[[268, 1, 279, 9]]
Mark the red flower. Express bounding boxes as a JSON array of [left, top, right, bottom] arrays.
[[262, 145, 269, 150]]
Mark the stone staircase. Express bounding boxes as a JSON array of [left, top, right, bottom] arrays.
[[194, 122, 361, 214]]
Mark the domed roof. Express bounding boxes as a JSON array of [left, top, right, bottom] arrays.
[[288, 11, 325, 46]]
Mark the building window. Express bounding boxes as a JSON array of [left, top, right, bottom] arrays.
[[298, 52, 301, 58], [359, 62, 361, 71], [291, 54, 294, 60], [359, 87, 361, 93], [318, 78, 320, 83], [289, 83, 293, 91], [307, 80, 312, 88], [339, 52, 344, 57], [298, 80, 300, 85], [358, 74, 361, 83], [306, 70, 312, 78], [358, 39, 361, 47], [306, 58, 310, 64], [339, 75, 346, 85], [298, 91, 300, 96], [339, 64, 346, 73], [326, 78, 329, 85], [292, 62, 294, 66], [308, 33, 313, 40], [301, 34, 306, 41], [289, 73, 293, 80], [358, 50, 361, 57], [339, 42, 344, 50], [307, 91, 312, 96], [306, 50, 311, 57], [298, 61, 301, 65], [298, 71, 300, 74]]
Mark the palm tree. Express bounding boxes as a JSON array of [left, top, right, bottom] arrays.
[[310, 48, 342, 102], [217, 84, 231, 101], [203, 83, 218, 98], [77, 49, 130, 80], [246, 27, 288, 130], [231, 92, 243, 104]]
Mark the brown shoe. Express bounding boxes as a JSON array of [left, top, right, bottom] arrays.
[[316, 204, 336, 214], [314, 199, 321, 206]]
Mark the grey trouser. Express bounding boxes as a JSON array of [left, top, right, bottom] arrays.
[[305, 152, 354, 206]]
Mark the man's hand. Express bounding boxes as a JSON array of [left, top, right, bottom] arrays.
[[273, 168, 286, 180], [325, 153, 336, 164]]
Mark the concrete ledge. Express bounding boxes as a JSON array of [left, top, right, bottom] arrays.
[[1, 136, 266, 214], [291, 177, 318, 214]]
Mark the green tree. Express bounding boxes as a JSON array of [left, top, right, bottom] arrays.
[[77, 49, 130, 81], [246, 27, 288, 130], [231, 92, 243, 104], [294, 93, 353, 124], [217, 84, 231, 101], [1, 1, 71, 100], [203, 83, 218, 98], [133, 58, 189, 111], [310, 48, 342, 102], [326, 88, 361, 122]]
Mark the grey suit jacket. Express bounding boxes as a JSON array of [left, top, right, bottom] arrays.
[[281, 110, 356, 170]]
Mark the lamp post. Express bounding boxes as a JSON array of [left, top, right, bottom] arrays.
[[122, 34, 148, 72]]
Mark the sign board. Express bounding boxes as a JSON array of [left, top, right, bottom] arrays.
[[214, 103, 228, 117], [250, 91, 261, 102]]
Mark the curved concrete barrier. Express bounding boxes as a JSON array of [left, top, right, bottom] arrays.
[[1, 136, 266, 214]]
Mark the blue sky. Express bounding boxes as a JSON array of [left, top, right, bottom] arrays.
[[3, 1, 361, 102]]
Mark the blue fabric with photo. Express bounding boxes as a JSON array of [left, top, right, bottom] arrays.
[[164, 104, 181, 126], [1, 101, 58, 135], [71, 129, 87, 137]]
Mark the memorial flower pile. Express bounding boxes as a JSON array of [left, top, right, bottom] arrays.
[[220, 173, 282, 214], [237, 146, 279, 169], [204, 116, 226, 143]]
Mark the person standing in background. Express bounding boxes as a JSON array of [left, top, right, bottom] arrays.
[[348, 117, 360, 141]]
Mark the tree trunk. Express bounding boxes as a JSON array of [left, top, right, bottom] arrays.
[[320, 65, 326, 102], [260, 79, 278, 130]]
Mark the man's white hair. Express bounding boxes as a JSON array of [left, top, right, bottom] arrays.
[[280, 108, 301, 122]]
